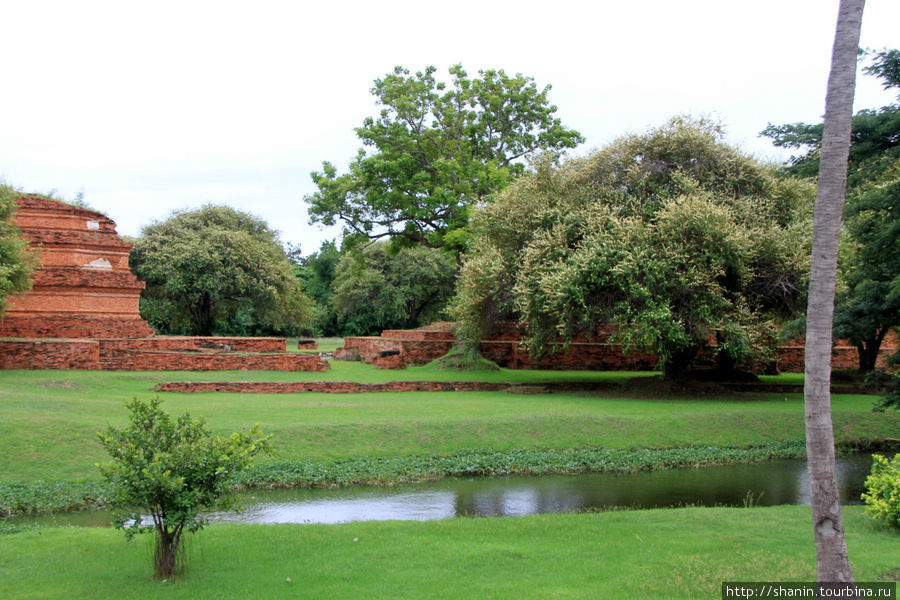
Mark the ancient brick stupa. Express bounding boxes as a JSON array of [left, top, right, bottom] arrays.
[[0, 196, 328, 372], [0, 196, 154, 338]]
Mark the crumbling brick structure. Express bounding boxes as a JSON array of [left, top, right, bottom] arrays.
[[0, 196, 154, 338], [337, 321, 896, 373], [0, 196, 328, 372]]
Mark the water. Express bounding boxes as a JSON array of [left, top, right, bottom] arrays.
[[12, 454, 876, 528]]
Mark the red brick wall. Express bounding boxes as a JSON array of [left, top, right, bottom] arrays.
[[339, 321, 898, 373], [98, 336, 286, 354], [0, 340, 100, 369], [154, 380, 511, 393], [102, 351, 329, 372], [0, 316, 154, 338]]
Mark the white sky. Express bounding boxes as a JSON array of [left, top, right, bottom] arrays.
[[2, 0, 898, 254]]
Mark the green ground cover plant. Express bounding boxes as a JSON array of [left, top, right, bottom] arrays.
[[1, 506, 897, 599]]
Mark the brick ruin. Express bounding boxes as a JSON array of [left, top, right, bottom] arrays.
[[336, 321, 897, 373], [0, 196, 328, 372], [0, 196, 154, 338]]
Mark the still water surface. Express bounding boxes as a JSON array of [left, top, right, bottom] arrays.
[[18, 455, 875, 527]]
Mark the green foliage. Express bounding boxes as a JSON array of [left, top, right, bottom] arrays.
[[868, 368, 900, 412], [0, 184, 34, 315], [96, 397, 271, 577], [295, 240, 342, 336], [130, 204, 314, 336], [305, 64, 583, 252], [331, 242, 457, 335], [764, 49, 900, 372], [861, 453, 900, 528], [454, 118, 814, 378]]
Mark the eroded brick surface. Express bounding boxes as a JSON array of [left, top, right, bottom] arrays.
[[0, 198, 327, 372], [0, 196, 153, 338], [338, 321, 898, 373]]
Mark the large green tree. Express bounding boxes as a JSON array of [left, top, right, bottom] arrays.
[[454, 118, 814, 379], [763, 48, 899, 372], [131, 205, 313, 336], [0, 185, 33, 315], [304, 65, 583, 253], [332, 242, 457, 336]]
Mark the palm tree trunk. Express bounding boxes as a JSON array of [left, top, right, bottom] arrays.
[[804, 0, 865, 583]]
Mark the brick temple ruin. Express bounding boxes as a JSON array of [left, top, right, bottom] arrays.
[[0, 196, 328, 371], [336, 321, 897, 373]]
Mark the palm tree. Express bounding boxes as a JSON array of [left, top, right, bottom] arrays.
[[804, 0, 865, 583]]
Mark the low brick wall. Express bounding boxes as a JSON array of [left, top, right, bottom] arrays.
[[98, 336, 286, 355], [339, 321, 898, 373], [0, 339, 100, 369], [154, 381, 512, 393], [102, 351, 329, 372], [0, 337, 327, 371], [0, 315, 155, 338]]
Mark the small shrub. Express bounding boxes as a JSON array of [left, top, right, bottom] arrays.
[[97, 397, 272, 577], [861, 453, 900, 529]]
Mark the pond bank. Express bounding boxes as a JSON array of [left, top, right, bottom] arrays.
[[3, 440, 897, 516]]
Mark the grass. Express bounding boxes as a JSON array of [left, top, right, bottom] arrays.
[[286, 336, 344, 354], [1, 506, 897, 599], [0, 365, 897, 485]]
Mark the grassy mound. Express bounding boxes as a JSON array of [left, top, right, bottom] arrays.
[[431, 348, 501, 371]]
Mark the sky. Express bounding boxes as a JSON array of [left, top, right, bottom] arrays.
[[2, 0, 898, 255]]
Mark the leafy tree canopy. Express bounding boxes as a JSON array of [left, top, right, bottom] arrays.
[[295, 239, 342, 336], [304, 65, 583, 252], [130, 205, 313, 336], [332, 242, 457, 336], [454, 118, 814, 379], [0, 185, 34, 315], [764, 48, 900, 372]]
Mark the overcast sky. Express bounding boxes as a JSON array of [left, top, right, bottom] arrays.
[[2, 0, 898, 254]]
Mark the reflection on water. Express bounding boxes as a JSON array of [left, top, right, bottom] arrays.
[[13, 454, 877, 528]]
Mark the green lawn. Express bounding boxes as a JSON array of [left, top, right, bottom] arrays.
[[1, 506, 897, 599], [0, 365, 897, 484]]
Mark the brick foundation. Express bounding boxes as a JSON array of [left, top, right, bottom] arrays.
[[338, 321, 898, 373], [0, 337, 329, 371], [0, 197, 327, 372], [0, 339, 100, 370], [154, 381, 513, 393]]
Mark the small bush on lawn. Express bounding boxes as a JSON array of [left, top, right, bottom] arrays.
[[97, 397, 272, 578], [861, 453, 900, 529]]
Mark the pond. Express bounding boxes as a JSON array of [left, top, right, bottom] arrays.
[[13, 454, 877, 528]]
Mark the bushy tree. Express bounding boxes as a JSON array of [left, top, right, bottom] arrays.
[[97, 397, 271, 577], [764, 48, 900, 372], [454, 118, 814, 379], [0, 185, 33, 315], [131, 205, 313, 336], [305, 65, 583, 253], [332, 242, 457, 336], [295, 240, 342, 336]]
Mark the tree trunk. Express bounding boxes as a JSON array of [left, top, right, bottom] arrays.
[[154, 527, 183, 578], [857, 329, 887, 373], [662, 347, 695, 381], [804, 0, 864, 583]]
